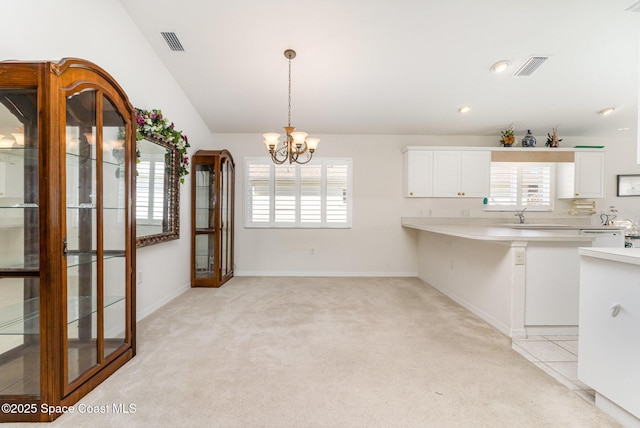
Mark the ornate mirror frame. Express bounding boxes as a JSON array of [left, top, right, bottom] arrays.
[[135, 133, 180, 247]]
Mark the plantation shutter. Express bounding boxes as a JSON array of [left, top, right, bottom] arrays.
[[274, 165, 296, 223], [487, 162, 552, 210], [245, 158, 352, 227], [326, 163, 349, 223], [136, 160, 151, 220], [247, 162, 270, 223], [152, 161, 165, 220], [300, 165, 322, 223]]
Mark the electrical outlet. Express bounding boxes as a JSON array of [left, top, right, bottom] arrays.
[[462, 209, 471, 217], [514, 250, 525, 265], [137, 271, 143, 284]]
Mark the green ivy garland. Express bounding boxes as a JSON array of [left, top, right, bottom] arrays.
[[135, 108, 191, 183]]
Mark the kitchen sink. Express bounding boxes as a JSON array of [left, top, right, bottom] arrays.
[[496, 223, 577, 229]]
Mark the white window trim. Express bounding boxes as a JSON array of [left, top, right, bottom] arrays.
[[244, 157, 353, 228], [484, 162, 555, 212]]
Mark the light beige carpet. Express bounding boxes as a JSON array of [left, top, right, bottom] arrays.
[[22, 277, 619, 427]]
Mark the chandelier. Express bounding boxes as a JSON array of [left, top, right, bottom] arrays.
[[263, 49, 319, 164]]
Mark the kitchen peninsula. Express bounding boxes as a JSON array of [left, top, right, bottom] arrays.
[[402, 218, 619, 339]]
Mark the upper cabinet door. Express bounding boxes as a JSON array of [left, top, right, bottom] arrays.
[[432, 151, 461, 197], [557, 151, 605, 199], [460, 151, 491, 197], [574, 151, 605, 198], [403, 149, 433, 197], [432, 150, 490, 197]]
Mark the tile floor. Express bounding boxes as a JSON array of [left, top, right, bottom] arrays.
[[512, 335, 595, 404]]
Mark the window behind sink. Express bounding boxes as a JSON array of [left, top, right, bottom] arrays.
[[485, 162, 553, 211]]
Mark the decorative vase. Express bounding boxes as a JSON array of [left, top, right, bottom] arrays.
[[522, 130, 536, 147]]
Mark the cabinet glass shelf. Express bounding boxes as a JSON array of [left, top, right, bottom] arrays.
[[195, 228, 215, 233], [66, 252, 125, 268], [0, 146, 38, 163], [66, 205, 125, 210], [65, 151, 121, 167], [0, 252, 124, 271], [0, 295, 125, 335]]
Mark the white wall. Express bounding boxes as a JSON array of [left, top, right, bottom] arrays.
[[0, 0, 212, 320], [216, 133, 639, 276]]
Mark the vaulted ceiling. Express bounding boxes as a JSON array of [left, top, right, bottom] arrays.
[[121, 0, 640, 139]]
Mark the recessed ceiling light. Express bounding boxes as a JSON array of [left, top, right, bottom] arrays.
[[458, 105, 472, 113], [617, 127, 630, 131], [490, 60, 510, 73], [598, 107, 615, 116]]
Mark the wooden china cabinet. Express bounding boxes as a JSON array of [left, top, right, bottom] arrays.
[[0, 58, 136, 422], [191, 150, 234, 288]]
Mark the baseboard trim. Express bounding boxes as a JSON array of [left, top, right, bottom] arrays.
[[425, 279, 513, 338], [234, 271, 418, 277], [525, 326, 579, 336]]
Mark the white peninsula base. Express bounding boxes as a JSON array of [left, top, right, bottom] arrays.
[[403, 218, 596, 339]]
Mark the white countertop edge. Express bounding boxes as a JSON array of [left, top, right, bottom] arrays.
[[579, 247, 640, 265], [402, 221, 594, 243]]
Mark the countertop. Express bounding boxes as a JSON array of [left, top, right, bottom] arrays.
[[401, 218, 606, 243], [579, 247, 640, 266]]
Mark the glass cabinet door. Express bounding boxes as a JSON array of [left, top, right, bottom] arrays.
[[0, 88, 40, 396], [194, 163, 216, 280], [64, 90, 128, 388], [220, 157, 234, 281]]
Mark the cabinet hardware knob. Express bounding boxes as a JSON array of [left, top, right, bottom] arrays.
[[609, 303, 621, 317], [410, 192, 413, 195]]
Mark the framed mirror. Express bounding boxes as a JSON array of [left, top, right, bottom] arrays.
[[135, 134, 180, 247]]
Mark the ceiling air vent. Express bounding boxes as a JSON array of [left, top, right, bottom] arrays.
[[160, 32, 185, 52], [514, 56, 548, 77]]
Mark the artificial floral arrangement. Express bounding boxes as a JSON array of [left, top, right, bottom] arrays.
[[546, 128, 562, 147], [135, 108, 191, 183], [500, 126, 516, 146]]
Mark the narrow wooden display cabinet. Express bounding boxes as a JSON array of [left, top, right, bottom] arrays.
[[0, 58, 136, 422], [191, 150, 235, 288]]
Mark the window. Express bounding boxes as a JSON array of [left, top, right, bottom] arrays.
[[486, 162, 553, 211], [136, 154, 166, 224], [245, 157, 352, 228]]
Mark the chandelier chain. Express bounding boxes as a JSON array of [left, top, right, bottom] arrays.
[[287, 57, 292, 128]]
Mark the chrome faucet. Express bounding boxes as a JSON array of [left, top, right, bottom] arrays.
[[515, 208, 527, 224]]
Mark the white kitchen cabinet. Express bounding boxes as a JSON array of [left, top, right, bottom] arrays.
[[557, 151, 605, 199], [432, 150, 490, 197], [403, 149, 433, 197], [578, 250, 640, 421]]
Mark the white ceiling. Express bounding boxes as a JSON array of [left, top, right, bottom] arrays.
[[121, 0, 640, 139]]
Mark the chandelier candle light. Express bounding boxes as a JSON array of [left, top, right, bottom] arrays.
[[263, 49, 319, 164]]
